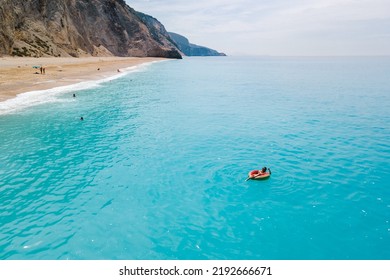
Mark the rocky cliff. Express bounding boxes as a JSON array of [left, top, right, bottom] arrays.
[[0, 0, 182, 58], [168, 32, 226, 57]]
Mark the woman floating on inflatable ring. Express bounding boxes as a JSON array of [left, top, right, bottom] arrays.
[[246, 166, 271, 181]]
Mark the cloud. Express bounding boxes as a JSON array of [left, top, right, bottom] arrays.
[[127, 0, 390, 55]]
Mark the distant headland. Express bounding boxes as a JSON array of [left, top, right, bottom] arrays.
[[169, 32, 226, 57]]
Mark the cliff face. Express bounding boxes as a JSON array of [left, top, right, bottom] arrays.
[[168, 32, 226, 57], [0, 0, 182, 58], [135, 11, 183, 59]]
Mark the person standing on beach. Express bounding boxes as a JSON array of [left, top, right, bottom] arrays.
[[40, 66, 43, 74]]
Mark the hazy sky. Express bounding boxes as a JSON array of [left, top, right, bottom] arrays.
[[127, 0, 390, 56]]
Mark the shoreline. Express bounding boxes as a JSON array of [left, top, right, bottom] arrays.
[[0, 56, 166, 104]]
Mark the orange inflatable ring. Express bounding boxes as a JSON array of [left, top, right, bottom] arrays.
[[248, 170, 271, 180]]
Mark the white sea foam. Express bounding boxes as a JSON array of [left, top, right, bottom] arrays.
[[0, 60, 161, 115]]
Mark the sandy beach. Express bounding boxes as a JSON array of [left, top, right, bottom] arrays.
[[0, 56, 165, 102]]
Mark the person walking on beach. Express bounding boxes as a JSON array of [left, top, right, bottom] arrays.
[[40, 66, 43, 74]]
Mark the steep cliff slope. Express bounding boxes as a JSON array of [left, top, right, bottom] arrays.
[[168, 32, 226, 56], [0, 0, 182, 58]]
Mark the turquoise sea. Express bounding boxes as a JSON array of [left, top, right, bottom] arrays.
[[0, 56, 389, 260]]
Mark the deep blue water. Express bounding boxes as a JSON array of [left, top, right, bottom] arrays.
[[0, 56, 389, 260]]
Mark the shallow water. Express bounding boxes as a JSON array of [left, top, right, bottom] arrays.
[[0, 56, 389, 259]]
